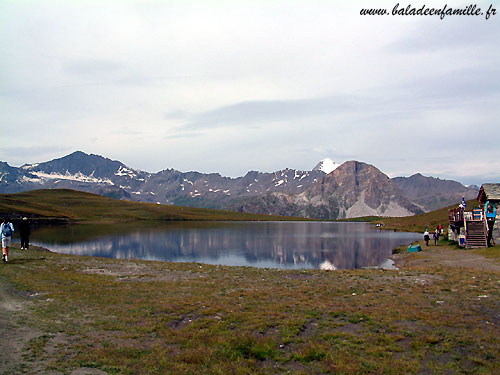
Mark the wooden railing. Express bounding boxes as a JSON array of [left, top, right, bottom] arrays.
[[448, 208, 464, 222], [464, 214, 468, 245], [472, 208, 484, 221], [449, 207, 486, 223]]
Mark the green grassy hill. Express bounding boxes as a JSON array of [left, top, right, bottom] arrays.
[[0, 189, 307, 222], [339, 199, 481, 233], [374, 199, 479, 233]]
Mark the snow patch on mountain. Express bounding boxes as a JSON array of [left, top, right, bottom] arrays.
[[30, 171, 114, 185], [20, 175, 43, 183], [21, 163, 39, 170], [114, 166, 138, 178], [313, 158, 340, 174]]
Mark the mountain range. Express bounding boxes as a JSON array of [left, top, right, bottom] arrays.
[[0, 151, 478, 219]]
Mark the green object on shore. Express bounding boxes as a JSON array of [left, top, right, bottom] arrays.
[[408, 244, 422, 252]]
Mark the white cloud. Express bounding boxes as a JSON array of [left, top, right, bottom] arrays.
[[0, 0, 499, 185]]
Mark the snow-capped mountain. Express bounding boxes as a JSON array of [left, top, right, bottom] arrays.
[[313, 158, 340, 174], [0, 151, 478, 219], [227, 161, 425, 219], [0, 151, 325, 207]]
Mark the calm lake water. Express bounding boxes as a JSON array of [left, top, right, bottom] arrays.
[[31, 221, 421, 270]]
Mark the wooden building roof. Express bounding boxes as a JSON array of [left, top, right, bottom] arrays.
[[477, 183, 500, 203]]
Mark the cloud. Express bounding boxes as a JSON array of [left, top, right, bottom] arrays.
[[178, 95, 369, 129], [388, 13, 500, 53], [163, 130, 204, 140], [164, 110, 190, 120], [0, 145, 71, 167], [0, 1, 498, 183], [62, 59, 125, 78], [402, 66, 500, 103]]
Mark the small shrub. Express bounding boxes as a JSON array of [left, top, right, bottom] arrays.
[[226, 337, 276, 361]]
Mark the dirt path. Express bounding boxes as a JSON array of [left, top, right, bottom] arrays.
[[0, 279, 42, 374], [1, 271, 107, 375], [392, 242, 500, 272]]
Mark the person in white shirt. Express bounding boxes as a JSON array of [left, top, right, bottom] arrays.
[[423, 229, 430, 246], [1, 217, 14, 262]]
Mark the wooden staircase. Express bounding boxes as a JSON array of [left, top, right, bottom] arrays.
[[465, 219, 488, 248]]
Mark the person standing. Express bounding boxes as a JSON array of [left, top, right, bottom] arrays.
[[424, 229, 430, 246], [433, 227, 440, 246], [1, 217, 14, 262], [20, 217, 31, 250]]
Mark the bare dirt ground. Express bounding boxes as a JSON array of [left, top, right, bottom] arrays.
[[392, 242, 500, 272], [0, 280, 42, 374]]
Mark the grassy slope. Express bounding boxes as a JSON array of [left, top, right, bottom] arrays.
[[0, 189, 308, 222], [349, 199, 480, 233]]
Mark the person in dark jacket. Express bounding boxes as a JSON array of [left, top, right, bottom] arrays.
[[423, 229, 430, 246], [20, 217, 31, 250], [433, 227, 440, 246]]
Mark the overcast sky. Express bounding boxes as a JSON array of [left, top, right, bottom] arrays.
[[1, 0, 499, 185]]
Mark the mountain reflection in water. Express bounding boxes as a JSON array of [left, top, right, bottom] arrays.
[[31, 221, 421, 270]]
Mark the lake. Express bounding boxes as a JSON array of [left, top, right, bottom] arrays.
[[31, 221, 421, 270]]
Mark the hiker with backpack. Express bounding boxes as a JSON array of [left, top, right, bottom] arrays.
[[1, 217, 14, 262]]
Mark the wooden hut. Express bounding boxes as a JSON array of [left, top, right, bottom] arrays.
[[448, 185, 495, 248], [477, 183, 500, 247]]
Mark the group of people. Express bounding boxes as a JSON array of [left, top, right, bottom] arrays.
[[423, 225, 443, 246], [1, 217, 31, 263]]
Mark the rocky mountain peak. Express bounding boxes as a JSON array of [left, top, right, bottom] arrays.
[[392, 173, 478, 211], [24, 151, 127, 178], [313, 158, 340, 174], [304, 161, 422, 219]]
